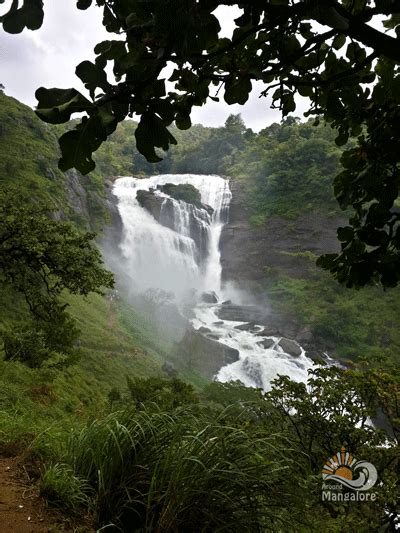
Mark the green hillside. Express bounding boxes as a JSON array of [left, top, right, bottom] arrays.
[[0, 92, 170, 459], [0, 92, 398, 531]]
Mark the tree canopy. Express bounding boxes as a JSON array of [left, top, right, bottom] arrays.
[[0, 189, 114, 366], [1, 0, 400, 287]]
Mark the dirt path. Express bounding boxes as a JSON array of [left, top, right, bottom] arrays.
[[0, 455, 66, 532]]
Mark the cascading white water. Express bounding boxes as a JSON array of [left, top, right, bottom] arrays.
[[114, 173, 315, 391], [114, 174, 231, 298]]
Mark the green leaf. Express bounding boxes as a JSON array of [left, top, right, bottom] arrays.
[[58, 130, 95, 174], [103, 5, 120, 33], [77, 0, 92, 9], [337, 226, 354, 242], [23, 0, 44, 30], [332, 34, 346, 50], [135, 112, 177, 163], [298, 85, 313, 97], [280, 36, 301, 60], [175, 112, 191, 130], [347, 42, 366, 62], [2, 0, 43, 33], [224, 77, 252, 105], [316, 253, 338, 269], [335, 131, 349, 146], [152, 99, 175, 124], [94, 40, 112, 54], [35, 88, 93, 124], [58, 109, 117, 174], [76, 61, 110, 99], [2, 9, 25, 33]]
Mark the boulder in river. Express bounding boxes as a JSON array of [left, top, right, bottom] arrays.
[[234, 322, 258, 332], [201, 291, 219, 304], [278, 337, 302, 357], [175, 328, 239, 378], [216, 304, 269, 323], [258, 338, 275, 349], [255, 327, 280, 337]]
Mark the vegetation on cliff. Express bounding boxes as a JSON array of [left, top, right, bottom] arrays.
[[159, 183, 202, 208]]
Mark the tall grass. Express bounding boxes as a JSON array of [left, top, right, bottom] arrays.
[[40, 463, 90, 513], [62, 407, 295, 531]]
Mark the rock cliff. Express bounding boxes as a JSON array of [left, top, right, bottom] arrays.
[[219, 177, 347, 358], [220, 177, 345, 285]]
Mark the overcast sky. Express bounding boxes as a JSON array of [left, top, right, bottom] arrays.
[[0, 3, 308, 131]]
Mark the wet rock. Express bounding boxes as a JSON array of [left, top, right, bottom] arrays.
[[216, 304, 269, 323], [222, 300, 232, 305], [296, 327, 313, 343], [201, 291, 219, 304], [175, 328, 239, 378], [198, 326, 211, 334], [255, 327, 280, 337], [212, 321, 224, 325], [278, 337, 302, 357], [234, 322, 257, 331], [205, 333, 221, 341], [137, 189, 164, 219], [258, 338, 275, 349]]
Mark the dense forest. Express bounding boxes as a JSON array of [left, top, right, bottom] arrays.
[[0, 89, 399, 531]]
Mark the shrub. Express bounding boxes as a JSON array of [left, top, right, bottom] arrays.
[[66, 408, 292, 531]]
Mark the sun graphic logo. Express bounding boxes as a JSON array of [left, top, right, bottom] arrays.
[[322, 446, 378, 498]]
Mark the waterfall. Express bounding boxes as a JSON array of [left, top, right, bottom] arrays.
[[113, 174, 231, 298], [113, 173, 315, 391]]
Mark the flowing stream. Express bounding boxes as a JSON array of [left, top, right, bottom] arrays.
[[114, 174, 314, 391]]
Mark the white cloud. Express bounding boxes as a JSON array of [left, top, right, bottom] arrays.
[[0, 3, 310, 131], [0, 2, 106, 105]]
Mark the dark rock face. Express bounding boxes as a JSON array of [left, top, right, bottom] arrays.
[[175, 328, 240, 379], [219, 177, 347, 358], [220, 178, 345, 283], [64, 169, 90, 222], [201, 291, 219, 304], [137, 189, 164, 220], [99, 181, 124, 264]]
